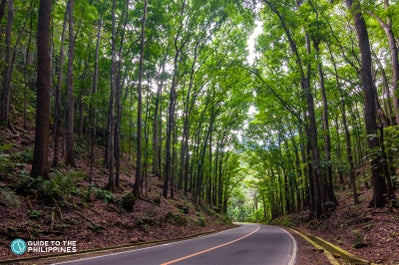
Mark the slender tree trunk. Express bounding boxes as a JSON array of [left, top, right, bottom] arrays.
[[143, 92, 150, 196], [52, 7, 67, 166], [328, 41, 359, 204], [346, 0, 387, 207], [0, 0, 13, 127], [133, 0, 147, 198], [164, 1, 186, 198], [152, 64, 164, 177], [114, 0, 129, 190], [333, 116, 344, 186], [106, 0, 117, 191], [315, 43, 337, 205], [23, 13, 34, 129], [372, 0, 399, 126], [89, 19, 102, 183], [373, 53, 394, 125], [31, 0, 51, 179], [65, 0, 75, 167]]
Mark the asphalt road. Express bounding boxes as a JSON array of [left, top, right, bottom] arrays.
[[54, 224, 296, 265]]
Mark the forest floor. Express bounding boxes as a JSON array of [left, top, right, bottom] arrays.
[[0, 124, 330, 264], [0, 124, 235, 261], [285, 185, 399, 264]]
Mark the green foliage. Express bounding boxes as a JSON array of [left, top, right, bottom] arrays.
[[269, 216, 293, 227], [0, 188, 21, 208], [165, 211, 188, 226], [0, 143, 13, 152], [14, 170, 84, 200], [135, 215, 155, 233], [27, 210, 43, 220], [10, 148, 34, 164], [94, 188, 115, 203], [195, 214, 206, 227], [176, 203, 190, 214], [0, 154, 14, 180]]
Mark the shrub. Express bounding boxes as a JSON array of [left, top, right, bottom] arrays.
[[196, 215, 206, 227], [176, 203, 190, 214], [10, 148, 33, 164], [165, 211, 188, 226], [94, 189, 115, 203], [27, 210, 43, 219]]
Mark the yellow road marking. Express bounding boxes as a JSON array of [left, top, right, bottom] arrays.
[[160, 225, 260, 265]]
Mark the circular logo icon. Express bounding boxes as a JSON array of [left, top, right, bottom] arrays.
[[10, 239, 27, 255]]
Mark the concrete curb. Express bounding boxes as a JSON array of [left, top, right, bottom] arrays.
[[288, 228, 340, 265], [291, 228, 375, 265]]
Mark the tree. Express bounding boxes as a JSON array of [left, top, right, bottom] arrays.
[[133, 0, 147, 198], [0, 0, 13, 127], [65, 0, 76, 167], [345, 0, 388, 207], [53, 4, 68, 166], [31, 0, 52, 179]]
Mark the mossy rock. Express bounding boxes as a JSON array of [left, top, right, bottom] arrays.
[[0, 188, 21, 208]]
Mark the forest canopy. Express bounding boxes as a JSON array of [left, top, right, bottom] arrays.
[[0, 0, 398, 223]]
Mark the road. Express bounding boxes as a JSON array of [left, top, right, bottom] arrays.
[[54, 224, 296, 265]]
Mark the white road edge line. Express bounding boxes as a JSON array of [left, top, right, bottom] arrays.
[[279, 227, 297, 265], [51, 225, 248, 265]]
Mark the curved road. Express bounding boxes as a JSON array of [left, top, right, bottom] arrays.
[[54, 224, 296, 265]]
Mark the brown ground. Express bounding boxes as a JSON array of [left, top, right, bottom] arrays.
[[291, 232, 331, 265], [289, 187, 399, 264]]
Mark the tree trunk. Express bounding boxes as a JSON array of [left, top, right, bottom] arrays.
[[114, 0, 129, 190], [23, 11, 34, 129], [372, 0, 399, 126], [65, 0, 75, 167], [52, 7, 68, 166], [0, 0, 13, 127], [315, 42, 337, 205], [345, 0, 387, 207], [133, 0, 147, 198], [163, 0, 187, 198], [31, 0, 51, 179], [89, 19, 102, 183], [106, 0, 117, 191], [152, 64, 164, 177], [328, 41, 359, 204]]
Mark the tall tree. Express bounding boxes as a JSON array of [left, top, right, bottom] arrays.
[[53, 6, 68, 166], [262, 0, 325, 218], [163, 0, 188, 198], [89, 19, 102, 181], [105, 0, 117, 191], [65, 0, 76, 166], [0, 0, 13, 127], [31, 0, 52, 179], [345, 0, 387, 207], [133, 0, 147, 198]]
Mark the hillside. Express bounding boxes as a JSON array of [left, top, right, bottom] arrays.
[[0, 124, 233, 261], [279, 184, 399, 264]]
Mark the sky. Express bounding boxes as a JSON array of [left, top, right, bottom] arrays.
[[246, 20, 263, 64]]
